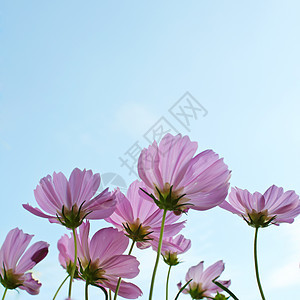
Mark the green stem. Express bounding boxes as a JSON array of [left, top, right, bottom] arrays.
[[174, 279, 192, 300], [68, 228, 78, 299], [109, 290, 112, 300], [128, 239, 135, 255], [53, 275, 70, 300], [85, 281, 89, 300], [1, 288, 7, 300], [166, 265, 172, 300], [113, 239, 136, 300], [212, 279, 239, 300], [254, 227, 265, 300], [149, 208, 167, 300]]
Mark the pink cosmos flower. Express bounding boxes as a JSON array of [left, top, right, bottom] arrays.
[[58, 222, 142, 299], [138, 133, 230, 213], [0, 228, 49, 295], [105, 180, 185, 249], [220, 185, 300, 227], [23, 168, 116, 229], [152, 234, 191, 266], [178, 260, 230, 299]]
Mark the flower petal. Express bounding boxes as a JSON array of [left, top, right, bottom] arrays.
[[89, 228, 128, 263], [69, 168, 100, 206], [17, 241, 49, 273], [103, 277, 142, 299], [0, 228, 33, 270], [19, 273, 41, 295], [101, 254, 140, 279]]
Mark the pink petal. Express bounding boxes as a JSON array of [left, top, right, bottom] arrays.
[[177, 281, 189, 294], [152, 221, 185, 238], [136, 241, 151, 249], [101, 255, 140, 279], [179, 150, 229, 193], [89, 228, 128, 263], [263, 185, 284, 209], [0, 228, 33, 269], [58, 234, 73, 268], [69, 168, 100, 206], [17, 241, 49, 273], [19, 273, 41, 295], [137, 141, 163, 191], [187, 183, 230, 210], [128, 181, 157, 222], [202, 260, 225, 288], [84, 189, 116, 220], [39, 175, 63, 208], [105, 189, 134, 225], [53, 172, 72, 209], [23, 204, 57, 221], [104, 277, 142, 299], [209, 279, 231, 294], [158, 134, 197, 189], [186, 261, 204, 282], [34, 184, 58, 214], [219, 200, 242, 215]]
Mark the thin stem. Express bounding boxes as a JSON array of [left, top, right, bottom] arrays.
[[53, 275, 70, 300], [68, 228, 78, 299], [254, 227, 266, 300], [212, 279, 239, 300], [113, 239, 136, 300], [166, 265, 172, 300], [109, 290, 112, 300], [174, 279, 192, 300], [149, 208, 167, 300], [128, 239, 135, 255], [96, 285, 108, 300], [1, 288, 7, 300], [85, 282, 89, 300]]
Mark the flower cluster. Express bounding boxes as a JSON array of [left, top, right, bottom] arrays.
[[0, 133, 299, 300], [105, 180, 185, 249]]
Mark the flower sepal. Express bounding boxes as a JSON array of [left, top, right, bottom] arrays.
[[188, 285, 205, 299], [56, 203, 91, 229], [140, 185, 192, 213], [214, 292, 229, 300], [162, 252, 180, 266], [78, 259, 107, 286], [122, 221, 153, 242], [242, 211, 276, 228], [66, 261, 80, 279], [0, 266, 23, 290]]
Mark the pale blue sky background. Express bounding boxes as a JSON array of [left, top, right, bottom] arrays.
[[1, 1, 300, 299]]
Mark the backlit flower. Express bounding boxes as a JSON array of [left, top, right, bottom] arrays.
[[58, 222, 142, 299], [178, 260, 230, 299], [105, 180, 185, 249], [23, 168, 116, 229], [220, 185, 300, 227], [0, 228, 49, 295], [152, 234, 191, 266], [138, 133, 230, 213]]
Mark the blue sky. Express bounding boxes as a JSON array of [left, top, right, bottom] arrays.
[[1, 1, 300, 299]]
